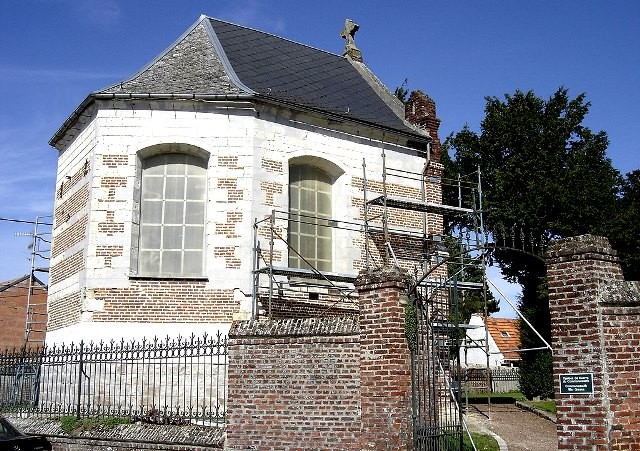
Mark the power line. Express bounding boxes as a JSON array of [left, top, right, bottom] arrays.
[[0, 217, 53, 226]]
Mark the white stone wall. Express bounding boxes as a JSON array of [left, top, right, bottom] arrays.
[[49, 99, 427, 343], [460, 313, 505, 367]]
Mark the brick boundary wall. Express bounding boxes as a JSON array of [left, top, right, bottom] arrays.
[[357, 268, 413, 450], [226, 316, 361, 450], [226, 267, 413, 450], [546, 234, 640, 450]]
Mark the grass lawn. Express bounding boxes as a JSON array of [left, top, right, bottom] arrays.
[[464, 391, 526, 403], [465, 391, 557, 415], [528, 400, 556, 414], [465, 432, 499, 450]]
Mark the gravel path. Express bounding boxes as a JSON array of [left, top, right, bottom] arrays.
[[465, 403, 558, 451]]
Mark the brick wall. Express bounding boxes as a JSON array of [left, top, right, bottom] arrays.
[[226, 317, 361, 450], [92, 281, 238, 323], [357, 268, 413, 449], [0, 277, 47, 350], [226, 267, 413, 450], [47, 291, 82, 331], [546, 234, 640, 450]]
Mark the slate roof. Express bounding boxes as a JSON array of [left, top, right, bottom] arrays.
[[51, 16, 428, 149], [485, 317, 520, 362], [207, 18, 412, 131]]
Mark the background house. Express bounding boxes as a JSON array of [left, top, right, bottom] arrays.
[[0, 275, 47, 350], [47, 16, 443, 344], [460, 313, 521, 368]]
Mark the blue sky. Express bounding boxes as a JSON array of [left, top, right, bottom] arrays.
[[1, 1, 638, 316]]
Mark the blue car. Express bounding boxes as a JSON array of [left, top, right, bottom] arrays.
[[0, 416, 51, 451]]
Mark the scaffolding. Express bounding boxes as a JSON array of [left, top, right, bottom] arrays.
[[251, 148, 486, 317], [250, 145, 553, 449], [19, 215, 52, 347]]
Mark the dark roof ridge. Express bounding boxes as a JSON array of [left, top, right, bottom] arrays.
[[202, 17, 254, 94], [348, 59, 428, 138], [205, 16, 344, 60]]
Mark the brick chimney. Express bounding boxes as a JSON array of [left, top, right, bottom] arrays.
[[405, 91, 441, 162]]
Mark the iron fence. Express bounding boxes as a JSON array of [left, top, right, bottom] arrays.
[[0, 333, 227, 424]]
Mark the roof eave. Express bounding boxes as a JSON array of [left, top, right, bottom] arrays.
[[253, 93, 431, 146], [49, 92, 257, 150], [50, 91, 431, 151]]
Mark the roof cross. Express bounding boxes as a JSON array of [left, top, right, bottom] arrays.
[[340, 19, 363, 62]]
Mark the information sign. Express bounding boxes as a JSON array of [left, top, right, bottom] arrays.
[[559, 373, 594, 394]]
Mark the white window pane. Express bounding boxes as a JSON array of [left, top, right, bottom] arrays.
[[185, 202, 205, 224], [318, 192, 331, 216], [166, 156, 186, 175], [141, 200, 162, 224], [164, 201, 184, 224], [140, 225, 161, 249], [165, 177, 185, 200], [317, 237, 331, 260], [161, 251, 182, 274], [300, 221, 315, 237], [186, 161, 206, 175], [142, 177, 164, 200], [184, 226, 204, 249], [301, 238, 315, 260], [289, 187, 299, 209], [288, 219, 298, 235], [317, 176, 331, 192], [183, 251, 203, 275], [139, 250, 160, 274], [163, 226, 183, 249], [144, 163, 165, 176], [186, 177, 206, 200], [301, 189, 316, 211]]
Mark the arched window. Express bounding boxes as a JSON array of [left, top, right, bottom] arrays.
[[137, 153, 207, 277], [288, 164, 332, 272]]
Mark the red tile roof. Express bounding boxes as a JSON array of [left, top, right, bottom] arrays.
[[485, 317, 520, 361]]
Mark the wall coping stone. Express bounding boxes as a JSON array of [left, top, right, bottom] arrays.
[[599, 280, 640, 306], [229, 315, 359, 338], [5, 416, 224, 448], [355, 266, 408, 288], [545, 234, 619, 262]]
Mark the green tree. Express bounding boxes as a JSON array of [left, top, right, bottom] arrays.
[[445, 88, 621, 399], [609, 170, 640, 280], [394, 78, 409, 103]]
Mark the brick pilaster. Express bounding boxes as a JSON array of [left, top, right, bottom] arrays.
[[356, 267, 413, 450], [546, 235, 627, 450]]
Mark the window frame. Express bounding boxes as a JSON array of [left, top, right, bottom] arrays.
[[288, 164, 334, 272], [131, 145, 209, 279]]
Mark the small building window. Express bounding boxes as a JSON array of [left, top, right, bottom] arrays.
[[500, 331, 510, 338], [288, 164, 332, 272], [137, 153, 207, 277]]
